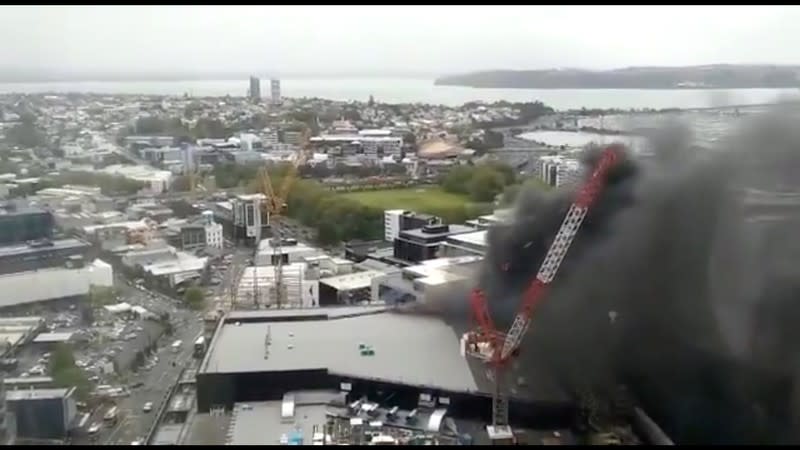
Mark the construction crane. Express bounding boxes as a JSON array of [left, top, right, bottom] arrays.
[[252, 128, 311, 308], [465, 145, 621, 444]]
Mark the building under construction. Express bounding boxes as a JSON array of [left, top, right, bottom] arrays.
[[195, 306, 669, 445]]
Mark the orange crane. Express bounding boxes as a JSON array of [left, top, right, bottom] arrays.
[[465, 145, 621, 444], [252, 128, 311, 308]]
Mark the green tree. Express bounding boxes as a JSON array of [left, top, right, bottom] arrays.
[[49, 343, 77, 372], [49, 343, 91, 401], [473, 171, 501, 203], [441, 166, 475, 195], [184, 286, 205, 310], [192, 118, 230, 139], [89, 286, 116, 307], [442, 163, 516, 202]]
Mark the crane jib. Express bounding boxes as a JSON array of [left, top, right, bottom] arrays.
[[470, 146, 620, 364]]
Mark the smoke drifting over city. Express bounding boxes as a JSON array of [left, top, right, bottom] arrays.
[[421, 105, 800, 444]]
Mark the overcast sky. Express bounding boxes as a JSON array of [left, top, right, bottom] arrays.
[[2, 5, 799, 76]]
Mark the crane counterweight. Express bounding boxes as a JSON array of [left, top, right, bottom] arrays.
[[465, 146, 621, 443]]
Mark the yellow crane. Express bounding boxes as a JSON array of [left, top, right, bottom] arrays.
[[252, 128, 311, 308]]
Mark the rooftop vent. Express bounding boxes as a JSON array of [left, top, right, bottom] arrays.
[[422, 224, 449, 234]]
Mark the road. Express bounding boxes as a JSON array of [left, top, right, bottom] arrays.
[[101, 316, 202, 445], [70, 275, 203, 446]]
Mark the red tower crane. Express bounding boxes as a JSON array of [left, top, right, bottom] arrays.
[[465, 145, 621, 444]]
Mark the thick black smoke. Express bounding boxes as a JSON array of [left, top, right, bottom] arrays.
[[420, 106, 800, 444]]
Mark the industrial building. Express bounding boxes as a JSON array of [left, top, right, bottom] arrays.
[[120, 243, 207, 289], [195, 306, 572, 432], [6, 387, 77, 441], [0, 236, 113, 310]]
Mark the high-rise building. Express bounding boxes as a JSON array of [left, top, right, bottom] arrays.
[[249, 76, 261, 102], [270, 79, 281, 105], [232, 194, 268, 247]]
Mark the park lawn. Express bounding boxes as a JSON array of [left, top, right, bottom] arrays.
[[341, 187, 469, 212]]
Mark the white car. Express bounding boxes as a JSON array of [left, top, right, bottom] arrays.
[[142, 402, 153, 413]]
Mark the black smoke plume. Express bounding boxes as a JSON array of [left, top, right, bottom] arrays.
[[420, 106, 800, 444]]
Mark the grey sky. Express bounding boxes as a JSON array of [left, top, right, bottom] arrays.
[[1, 5, 799, 76]]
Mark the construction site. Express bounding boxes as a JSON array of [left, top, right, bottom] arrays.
[[186, 110, 800, 446]]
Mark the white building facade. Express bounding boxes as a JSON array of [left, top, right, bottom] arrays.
[[202, 211, 224, 250]]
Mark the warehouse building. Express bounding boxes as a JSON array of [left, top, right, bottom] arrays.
[[196, 307, 572, 429], [0, 258, 113, 310]]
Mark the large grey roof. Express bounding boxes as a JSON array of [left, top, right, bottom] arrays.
[[224, 306, 390, 322], [202, 310, 480, 393], [0, 238, 88, 258]]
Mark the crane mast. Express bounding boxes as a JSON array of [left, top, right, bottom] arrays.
[[253, 128, 311, 309], [466, 146, 620, 443]]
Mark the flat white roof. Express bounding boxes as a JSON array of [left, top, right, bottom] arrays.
[[100, 164, 172, 181], [83, 220, 150, 234], [447, 230, 488, 248], [257, 240, 319, 256], [33, 331, 74, 343], [144, 254, 207, 276], [319, 270, 385, 291], [235, 193, 266, 201]]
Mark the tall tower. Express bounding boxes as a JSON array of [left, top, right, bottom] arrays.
[[249, 76, 261, 103], [270, 79, 281, 106]]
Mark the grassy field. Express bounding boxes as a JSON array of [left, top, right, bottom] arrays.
[[341, 187, 469, 212]]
